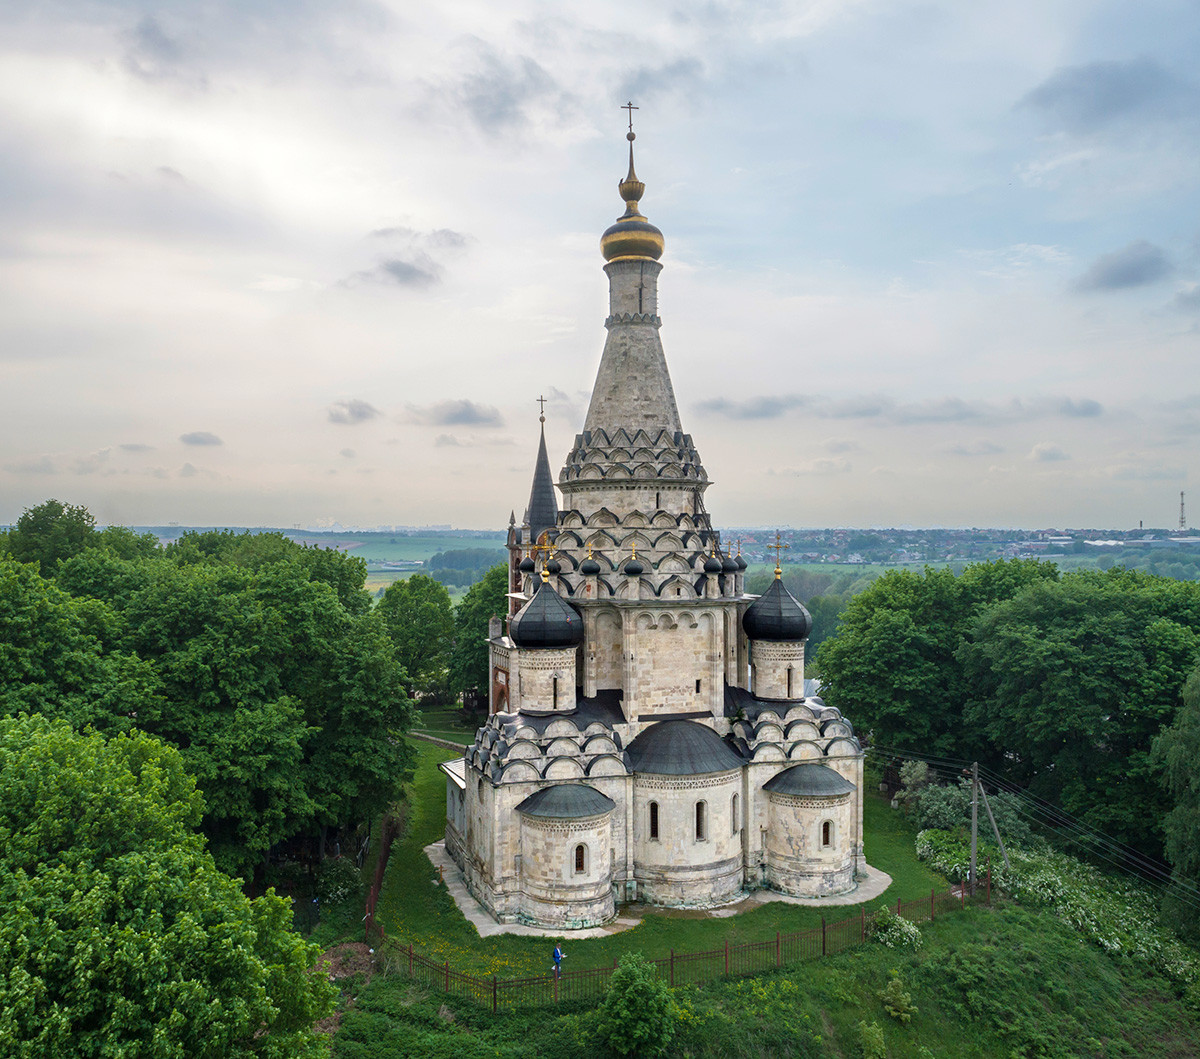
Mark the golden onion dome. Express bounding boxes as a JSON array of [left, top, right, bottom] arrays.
[[600, 132, 664, 262]]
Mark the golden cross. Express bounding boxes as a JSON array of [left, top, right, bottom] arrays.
[[536, 394, 547, 419], [586, 542, 594, 560], [622, 101, 638, 133], [769, 531, 789, 579]]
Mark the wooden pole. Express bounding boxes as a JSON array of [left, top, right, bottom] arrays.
[[969, 761, 979, 896], [821, 916, 826, 956]]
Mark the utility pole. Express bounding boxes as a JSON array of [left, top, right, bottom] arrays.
[[969, 761, 979, 896]]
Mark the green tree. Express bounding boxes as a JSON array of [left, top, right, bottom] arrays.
[[816, 560, 1059, 760], [449, 564, 509, 699], [1152, 665, 1200, 938], [5, 499, 96, 571], [376, 574, 454, 697], [0, 713, 335, 1057], [962, 570, 1200, 858], [597, 952, 677, 1058]]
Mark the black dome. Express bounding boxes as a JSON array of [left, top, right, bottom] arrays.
[[721, 555, 738, 573], [547, 559, 562, 574], [762, 763, 855, 797], [519, 556, 535, 573], [580, 557, 601, 575], [627, 720, 744, 775], [703, 554, 721, 573], [742, 577, 812, 642], [510, 582, 584, 649], [624, 558, 644, 576], [735, 554, 747, 571], [516, 784, 616, 818]]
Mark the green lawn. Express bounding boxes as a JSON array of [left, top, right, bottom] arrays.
[[370, 741, 949, 978]]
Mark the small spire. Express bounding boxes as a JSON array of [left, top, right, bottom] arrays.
[[769, 530, 789, 580], [525, 403, 559, 540]]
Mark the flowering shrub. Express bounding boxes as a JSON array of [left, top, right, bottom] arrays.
[[917, 828, 1200, 987], [869, 906, 922, 950], [318, 858, 363, 906]]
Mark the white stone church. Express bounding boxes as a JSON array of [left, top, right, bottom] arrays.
[[440, 130, 865, 929]]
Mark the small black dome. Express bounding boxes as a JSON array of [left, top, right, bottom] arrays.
[[742, 577, 812, 642], [721, 555, 738, 573], [627, 720, 744, 775], [703, 554, 721, 573], [547, 559, 562, 574], [763, 763, 855, 797], [510, 581, 584, 649], [580, 557, 601, 575], [735, 554, 748, 570], [519, 556, 535, 573], [624, 558, 644, 576]]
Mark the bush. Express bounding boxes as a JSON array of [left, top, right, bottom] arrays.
[[857, 1019, 886, 1059], [878, 971, 919, 1022], [597, 952, 677, 1058], [869, 906, 922, 950], [912, 779, 1037, 847], [319, 857, 363, 906]]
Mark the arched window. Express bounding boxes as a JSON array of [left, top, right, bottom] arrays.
[[695, 800, 707, 841], [731, 794, 740, 835], [574, 844, 586, 874], [787, 666, 793, 698], [552, 676, 558, 709], [649, 801, 659, 840], [821, 820, 833, 848]]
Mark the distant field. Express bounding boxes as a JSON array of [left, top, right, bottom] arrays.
[[288, 533, 506, 563]]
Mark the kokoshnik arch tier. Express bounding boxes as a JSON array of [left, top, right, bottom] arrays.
[[440, 126, 865, 929]]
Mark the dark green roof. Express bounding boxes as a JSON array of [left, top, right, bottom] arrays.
[[516, 784, 616, 819], [742, 577, 812, 642], [509, 581, 583, 649], [762, 763, 855, 797], [627, 720, 744, 776]]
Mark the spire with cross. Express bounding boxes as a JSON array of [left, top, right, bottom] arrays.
[[537, 394, 547, 423], [622, 100, 638, 135], [769, 531, 789, 579]]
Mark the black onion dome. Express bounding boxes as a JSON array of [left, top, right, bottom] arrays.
[[516, 784, 615, 818], [580, 557, 601, 575], [704, 554, 722, 573], [721, 554, 738, 573], [742, 577, 812, 642], [627, 720, 744, 776], [510, 581, 584, 648], [763, 763, 856, 797], [624, 558, 644, 576], [519, 556, 535, 573], [735, 554, 748, 571]]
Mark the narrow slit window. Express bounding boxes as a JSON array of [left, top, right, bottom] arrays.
[[574, 844, 585, 873], [695, 679, 701, 694], [787, 666, 793, 698], [552, 676, 558, 709], [649, 801, 659, 840], [731, 794, 739, 835], [696, 801, 707, 841], [821, 821, 832, 848]]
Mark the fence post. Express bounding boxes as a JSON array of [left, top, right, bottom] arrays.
[[724, 939, 729, 976], [821, 916, 826, 956], [896, 897, 901, 916], [444, 960, 449, 993], [861, 906, 865, 942], [670, 948, 675, 988], [776, 931, 781, 968], [409, 943, 413, 975], [492, 975, 497, 1014]]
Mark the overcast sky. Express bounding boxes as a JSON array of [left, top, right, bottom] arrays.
[[2, 1, 1197, 530]]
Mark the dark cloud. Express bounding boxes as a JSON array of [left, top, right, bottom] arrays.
[[695, 394, 810, 419], [1171, 285, 1200, 312], [619, 58, 706, 102], [405, 400, 504, 428], [119, 443, 154, 452], [369, 226, 419, 239], [434, 434, 461, 447], [339, 448, 356, 458], [343, 256, 440, 288], [1074, 240, 1174, 292], [946, 440, 1003, 457], [328, 399, 380, 425], [180, 431, 222, 446], [427, 228, 469, 250], [1020, 58, 1191, 134], [3, 456, 55, 475], [1029, 443, 1069, 462], [179, 462, 198, 477], [698, 393, 1104, 426], [122, 15, 203, 87], [454, 41, 560, 133]]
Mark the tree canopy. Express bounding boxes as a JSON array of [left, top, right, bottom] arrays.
[[376, 574, 455, 697], [1, 514, 415, 878], [0, 713, 335, 1057], [449, 564, 509, 698]]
